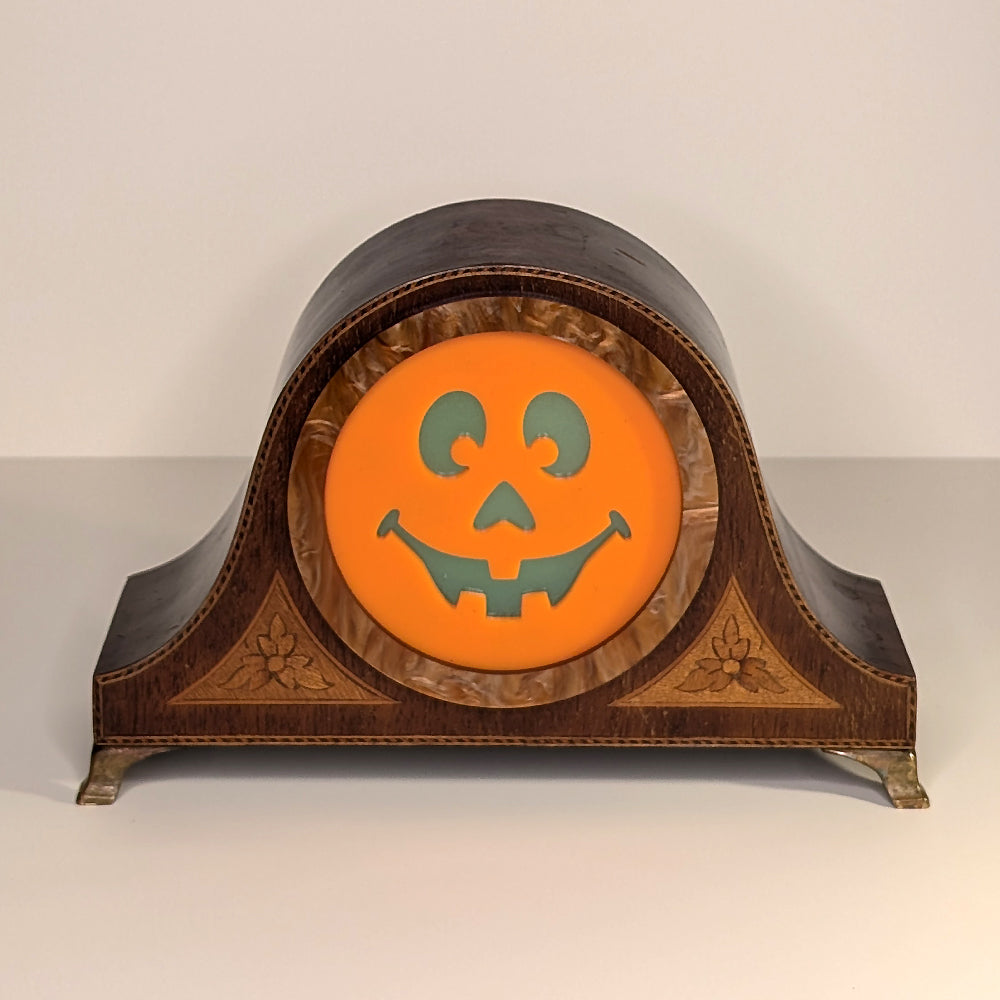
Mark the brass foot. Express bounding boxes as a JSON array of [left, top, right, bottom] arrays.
[[77, 747, 169, 805], [824, 749, 929, 808]]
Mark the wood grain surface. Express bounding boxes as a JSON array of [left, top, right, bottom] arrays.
[[86, 200, 919, 755]]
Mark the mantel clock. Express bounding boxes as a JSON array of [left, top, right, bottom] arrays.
[[79, 200, 928, 808]]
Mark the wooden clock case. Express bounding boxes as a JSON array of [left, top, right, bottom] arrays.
[[79, 199, 927, 807]]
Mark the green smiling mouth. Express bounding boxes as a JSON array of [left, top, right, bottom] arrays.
[[376, 509, 631, 618]]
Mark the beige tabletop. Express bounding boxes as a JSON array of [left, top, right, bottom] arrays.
[[0, 457, 996, 998]]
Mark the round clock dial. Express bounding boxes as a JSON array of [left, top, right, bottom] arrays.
[[288, 297, 718, 708], [324, 331, 683, 671]]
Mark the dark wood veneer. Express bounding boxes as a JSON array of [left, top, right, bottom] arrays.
[[80, 200, 926, 807]]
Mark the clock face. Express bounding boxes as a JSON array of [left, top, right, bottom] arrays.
[[288, 297, 718, 708], [323, 331, 683, 671]]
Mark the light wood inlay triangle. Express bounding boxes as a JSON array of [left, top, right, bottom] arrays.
[[614, 579, 838, 708], [171, 574, 396, 705]]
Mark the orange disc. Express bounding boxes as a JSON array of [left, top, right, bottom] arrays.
[[324, 331, 682, 671]]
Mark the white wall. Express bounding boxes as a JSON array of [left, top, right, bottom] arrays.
[[3, 1, 998, 458]]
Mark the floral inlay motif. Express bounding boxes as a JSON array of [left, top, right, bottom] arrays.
[[676, 615, 786, 694], [612, 578, 837, 709], [170, 573, 396, 706], [220, 615, 334, 691]]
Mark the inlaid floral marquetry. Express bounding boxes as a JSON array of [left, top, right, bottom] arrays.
[[170, 575, 395, 705], [614, 579, 838, 709]]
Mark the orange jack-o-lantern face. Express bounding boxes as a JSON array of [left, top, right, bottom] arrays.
[[324, 331, 682, 671]]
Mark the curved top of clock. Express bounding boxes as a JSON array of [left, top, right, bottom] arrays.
[[92, 199, 913, 689], [278, 199, 736, 391]]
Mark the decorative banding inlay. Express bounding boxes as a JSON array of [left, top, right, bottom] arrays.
[[98, 735, 912, 748]]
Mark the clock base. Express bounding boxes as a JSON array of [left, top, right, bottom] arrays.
[[76, 744, 928, 807]]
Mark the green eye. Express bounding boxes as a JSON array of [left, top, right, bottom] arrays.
[[419, 391, 486, 476], [523, 392, 590, 477]]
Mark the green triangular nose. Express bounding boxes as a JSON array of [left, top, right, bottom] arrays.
[[473, 481, 536, 531]]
